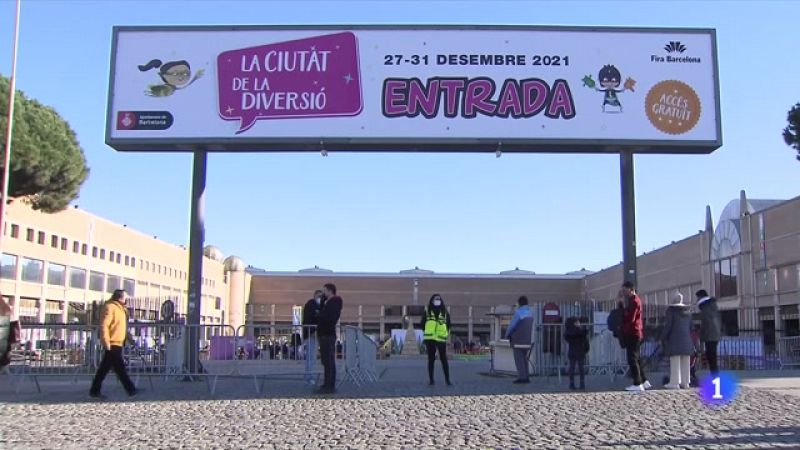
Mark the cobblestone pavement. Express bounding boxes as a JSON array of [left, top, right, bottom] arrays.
[[2, 361, 800, 449]]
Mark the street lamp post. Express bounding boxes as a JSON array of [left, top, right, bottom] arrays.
[[0, 0, 22, 255]]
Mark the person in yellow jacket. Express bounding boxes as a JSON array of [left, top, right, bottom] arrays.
[[419, 294, 452, 386], [89, 289, 137, 399]]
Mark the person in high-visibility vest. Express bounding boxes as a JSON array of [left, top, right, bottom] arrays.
[[419, 294, 452, 385]]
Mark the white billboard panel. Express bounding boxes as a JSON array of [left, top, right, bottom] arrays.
[[106, 26, 721, 153]]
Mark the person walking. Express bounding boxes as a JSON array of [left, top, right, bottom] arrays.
[[696, 289, 721, 377], [661, 291, 694, 389], [620, 281, 651, 392], [89, 289, 137, 399], [316, 283, 342, 394], [505, 296, 533, 384], [420, 294, 452, 386], [564, 316, 590, 390]]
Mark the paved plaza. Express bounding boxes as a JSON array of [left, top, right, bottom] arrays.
[[2, 360, 800, 449]]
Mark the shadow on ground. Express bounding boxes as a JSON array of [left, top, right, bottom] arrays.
[[0, 359, 656, 404], [605, 425, 800, 448]]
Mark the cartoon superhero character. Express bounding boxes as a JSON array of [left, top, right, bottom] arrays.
[[583, 65, 636, 113], [138, 59, 204, 97]]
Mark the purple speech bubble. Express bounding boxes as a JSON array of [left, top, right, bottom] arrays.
[[217, 32, 362, 134]]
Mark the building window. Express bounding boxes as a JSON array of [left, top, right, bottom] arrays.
[[779, 265, 799, 293], [100, 249, 106, 260], [51, 235, 59, 248], [145, 261, 150, 271], [215, 297, 222, 310], [89, 271, 104, 292], [123, 278, 135, 297], [110, 251, 115, 262], [10, 224, 18, 238], [116, 254, 121, 264], [714, 256, 738, 298], [756, 270, 772, 296], [47, 263, 66, 286], [125, 255, 130, 266], [38, 231, 45, 245], [60, 238, 68, 251], [21, 257, 44, 283], [92, 246, 98, 258], [69, 267, 87, 289], [106, 275, 121, 293], [25, 228, 34, 242], [721, 310, 739, 336], [1, 253, 17, 280], [131, 257, 136, 267], [72, 241, 80, 253]]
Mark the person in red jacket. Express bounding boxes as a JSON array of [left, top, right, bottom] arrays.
[[620, 281, 651, 392]]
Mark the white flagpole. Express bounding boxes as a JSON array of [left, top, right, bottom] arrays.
[[0, 0, 22, 254]]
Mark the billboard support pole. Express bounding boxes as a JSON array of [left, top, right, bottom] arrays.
[[620, 150, 637, 287], [185, 150, 207, 377]]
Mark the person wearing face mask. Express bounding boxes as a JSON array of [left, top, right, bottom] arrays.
[[302, 290, 323, 386], [420, 294, 452, 386]]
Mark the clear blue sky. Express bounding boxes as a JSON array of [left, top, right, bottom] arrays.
[[0, 0, 797, 274]]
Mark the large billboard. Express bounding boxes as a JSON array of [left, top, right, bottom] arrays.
[[106, 26, 721, 153]]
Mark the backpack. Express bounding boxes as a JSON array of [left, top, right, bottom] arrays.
[[607, 308, 623, 338]]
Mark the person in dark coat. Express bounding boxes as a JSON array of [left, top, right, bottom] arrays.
[[660, 292, 694, 389], [302, 290, 322, 384], [316, 283, 343, 394], [696, 289, 721, 377], [564, 316, 589, 390]]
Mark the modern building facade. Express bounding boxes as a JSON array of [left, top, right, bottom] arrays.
[[246, 267, 587, 344], [0, 201, 250, 331], [246, 191, 800, 347], [585, 191, 800, 345], [3, 189, 798, 348]]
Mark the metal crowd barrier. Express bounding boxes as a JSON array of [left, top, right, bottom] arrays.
[[124, 322, 192, 389], [587, 330, 629, 380], [6, 322, 382, 395], [778, 336, 800, 369], [713, 333, 780, 371], [234, 324, 318, 393], [339, 325, 378, 387], [6, 323, 99, 393], [191, 324, 238, 394], [529, 324, 564, 381], [524, 324, 628, 382], [530, 323, 785, 381]]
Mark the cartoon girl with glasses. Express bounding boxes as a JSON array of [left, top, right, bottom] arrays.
[[138, 59, 204, 97]]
